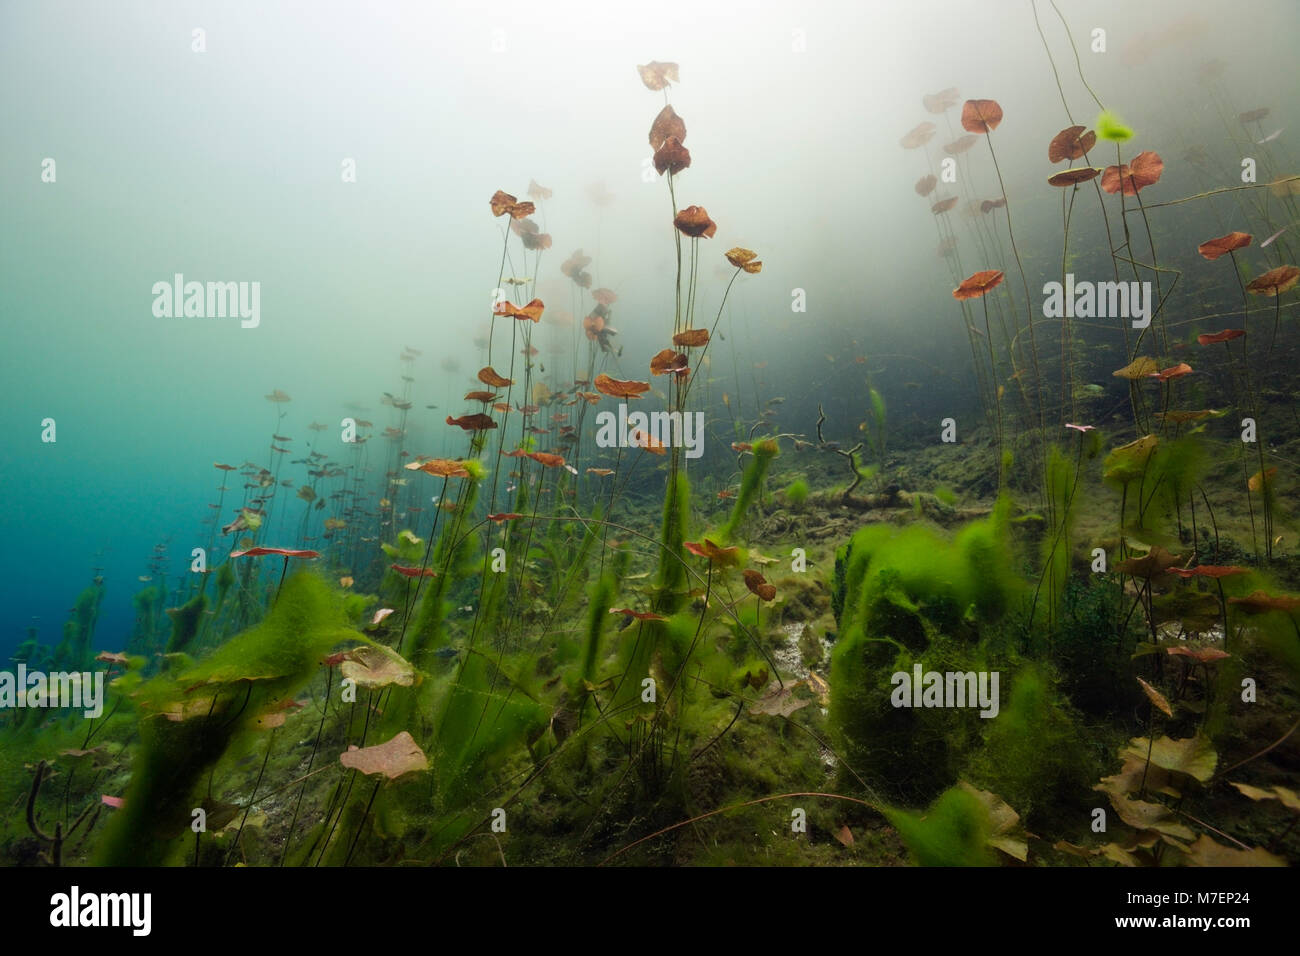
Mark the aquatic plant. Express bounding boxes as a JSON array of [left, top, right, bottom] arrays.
[[95, 572, 363, 865], [783, 478, 809, 510]]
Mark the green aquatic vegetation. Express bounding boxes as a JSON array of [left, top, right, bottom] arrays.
[[406, 471, 484, 668], [212, 558, 235, 613], [719, 437, 778, 541], [867, 387, 888, 485], [164, 592, 207, 656], [429, 653, 547, 813], [51, 581, 104, 671], [654, 470, 692, 614], [1095, 109, 1133, 143], [969, 664, 1096, 826], [577, 570, 618, 691], [127, 585, 159, 656], [783, 478, 809, 510], [1033, 443, 1076, 632], [883, 785, 993, 867], [94, 572, 363, 865], [1052, 576, 1142, 716], [829, 504, 1024, 797]]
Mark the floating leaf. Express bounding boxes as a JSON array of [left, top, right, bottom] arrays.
[[931, 196, 959, 214], [952, 270, 1004, 301], [1245, 264, 1300, 296], [445, 413, 497, 431], [1166, 645, 1231, 663], [1181, 835, 1285, 867], [1136, 677, 1173, 717], [1229, 782, 1300, 812], [405, 458, 472, 478], [1101, 151, 1163, 195], [390, 564, 437, 578], [478, 367, 514, 388], [649, 105, 686, 150], [629, 429, 666, 454], [1103, 434, 1158, 485], [1197, 231, 1252, 260], [339, 730, 429, 780], [1197, 329, 1245, 345], [1228, 590, 1300, 614], [1155, 408, 1220, 424], [1047, 167, 1101, 187], [1247, 467, 1277, 493], [494, 298, 545, 322], [341, 645, 417, 690], [915, 174, 938, 196], [960, 99, 1003, 134], [725, 247, 758, 268], [743, 569, 776, 601], [1095, 790, 1195, 840], [899, 121, 937, 149], [637, 61, 679, 91], [527, 451, 565, 468], [609, 608, 667, 622], [1148, 362, 1192, 382], [594, 373, 650, 399], [749, 681, 813, 718], [649, 348, 689, 377], [683, 538, 740, 566], [1048, 125, 1097, 162], [944, 134, 979, 155], [653, 136, 691, 176], [229, 547, 320, 559], [922, 88, 960, 113], [1112, 356, 1158, 379], [1167, 564, 1246, 580], [673, 205, 717, 238], [489, 190, 534, 219], [1122, 734, 1217, 783], [1115, 546, 1183, 579]]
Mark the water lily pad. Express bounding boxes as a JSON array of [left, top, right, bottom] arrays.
[[1181, 835, 1285, 867], [1229, 782, 1300, 812], [339, 730, 429, 780], [1122, 734, 1216, 783], [340, 645, 418, 690], [1103, 434, 1158, 484], [749, 681, 813, 718], [1095, 790, 1195, 840]]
